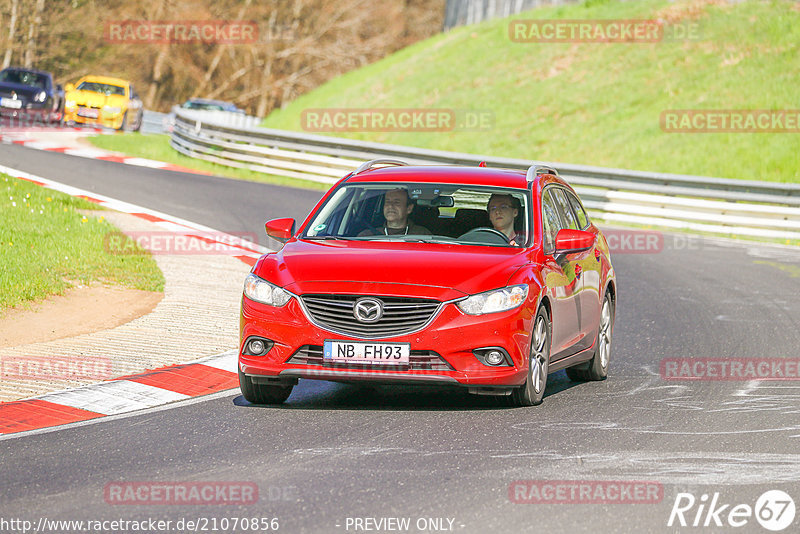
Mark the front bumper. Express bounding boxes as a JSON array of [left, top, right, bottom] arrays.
[[0, 106, 50, 122], [239, 294, 535, 388], [64, 109, 123, 129]]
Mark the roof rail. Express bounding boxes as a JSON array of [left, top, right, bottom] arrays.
[[526, 164, 559, 181], [354, 159, 409, 174]]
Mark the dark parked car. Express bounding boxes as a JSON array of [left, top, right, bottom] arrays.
[[164, 98, 245, 132], [181, 98, 244, 113], [0, 67, 64, 124]]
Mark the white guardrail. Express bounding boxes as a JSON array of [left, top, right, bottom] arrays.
[[169, 109, 800, 241]]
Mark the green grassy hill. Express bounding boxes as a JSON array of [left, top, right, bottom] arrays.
[[262, 0, 800, 183]]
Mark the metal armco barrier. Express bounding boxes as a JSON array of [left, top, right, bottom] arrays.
[[169, 109, 800, 241]]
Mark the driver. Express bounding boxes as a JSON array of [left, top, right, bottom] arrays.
[[487, 193, 524, 246], [360, 188, 431, 236]]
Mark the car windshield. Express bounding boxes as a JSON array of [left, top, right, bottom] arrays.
[[76, 82, 125, 96], [303, 182, 530, 247], [0, 70, 47, 89]]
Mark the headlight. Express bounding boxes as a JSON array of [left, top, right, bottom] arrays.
[[243, 273, 291, 307], [103, 105, 121, 114], [34, 91, 47, 103], [456, 285, 528, 315], [65, 100, 76, 109]]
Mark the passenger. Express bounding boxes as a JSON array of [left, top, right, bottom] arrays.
[[487, 193, 524, 246], [360, 188, 431, 236]]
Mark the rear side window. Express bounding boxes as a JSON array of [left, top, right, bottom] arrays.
[[566, 191, 590, 229], [541, 188, 561, 253], [552, 188, 579, 230]]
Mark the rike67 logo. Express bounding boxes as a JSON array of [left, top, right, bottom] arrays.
[[668, 490, 795, 531]]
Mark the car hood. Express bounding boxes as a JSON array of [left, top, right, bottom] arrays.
[[66, 90, 127, 107], [253, 239, 530, 301], [0, 82, 40, 99]]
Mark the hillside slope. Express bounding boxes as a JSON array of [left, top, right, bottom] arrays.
[[263, 0, 800, 183]]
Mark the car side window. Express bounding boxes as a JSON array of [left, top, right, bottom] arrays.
[[566, 191, 590, 229], [552, 188, 579, 230], [541, 188, 562, 254]]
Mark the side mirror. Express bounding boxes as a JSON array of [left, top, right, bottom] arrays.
[[265, 217, 295, 243], [554, 229, 595, 254], [64, 83, 74, 92]]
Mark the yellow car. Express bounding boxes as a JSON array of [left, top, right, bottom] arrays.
[[64, 75, 143, 131]]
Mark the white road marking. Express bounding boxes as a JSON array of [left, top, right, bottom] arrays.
[[123, 157, 170, 168], [38, 380, 188, 415], [63, 148, 114, 158], [199, 351, 239, 373], [21, 141, 62, 150], [153, 221, 194, 231], [0, 164, 269, 254], [0, 388, 238, 441]]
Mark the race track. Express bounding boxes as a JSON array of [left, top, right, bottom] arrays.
[[1, 142, 799, 533]]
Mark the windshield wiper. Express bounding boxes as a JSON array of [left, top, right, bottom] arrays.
[[302, 235, 357, 241], [398, 237, 458, 244]]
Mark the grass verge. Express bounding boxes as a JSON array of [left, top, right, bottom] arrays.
[[0, 174, 165, 314], [263, 0, 800, 183]]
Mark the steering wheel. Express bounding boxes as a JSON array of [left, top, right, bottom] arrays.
[[458, 227, 509, 245], [353, 216, 381, 236]]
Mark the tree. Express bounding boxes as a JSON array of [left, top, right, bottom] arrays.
[[0, 0, 445, 115]]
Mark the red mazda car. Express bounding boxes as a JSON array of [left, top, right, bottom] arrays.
[[239, 160, 616, 406]]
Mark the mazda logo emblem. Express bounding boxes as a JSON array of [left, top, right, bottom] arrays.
[[353, 297, 383, 323]]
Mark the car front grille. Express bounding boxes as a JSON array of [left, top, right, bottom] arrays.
[[300, 294, 441, 338], [286, 345, 453, 371]]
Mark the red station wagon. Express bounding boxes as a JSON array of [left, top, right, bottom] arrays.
[[239, 160, 616, 406]]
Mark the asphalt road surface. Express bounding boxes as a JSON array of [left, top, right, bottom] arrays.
[[1, 142, 799, 533]]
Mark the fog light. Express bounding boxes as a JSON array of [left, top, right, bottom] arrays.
[[485, 350, 505, 366], [472, 347, 511, 367], [248, 339, 265, 355]]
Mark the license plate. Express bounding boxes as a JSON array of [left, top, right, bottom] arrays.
[[0, 98, 22, 109], [323, 340, 410, 365], [78, 107, 99, 118]]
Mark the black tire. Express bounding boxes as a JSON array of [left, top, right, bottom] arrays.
[[132, 111, 143, 132], [566, 291, 614, 382], [117, 111, 128, 131], [507, 305, 551, 407], [238, 369, 293, 404]]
